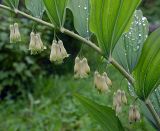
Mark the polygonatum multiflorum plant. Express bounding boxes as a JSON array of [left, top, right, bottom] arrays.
[[0, 0, 160, 130]]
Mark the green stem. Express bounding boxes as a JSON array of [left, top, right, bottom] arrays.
[[109, 57, 134, 84], [0, 4, 133, 84], [145, 99, 160, 128]]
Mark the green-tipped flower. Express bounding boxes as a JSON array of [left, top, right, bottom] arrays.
[[121, 91, 127, 104], [58, 40, 69, 58], [129, 105, 141, 123], [103, 72, 112, 86], [113, 90, 127, 114], [50, 40, 58, 62], [14, 23, 21, 42], [50, 39, 69, 64], [74, 57, 90, 79], [10, 23, 21, 43], [10, 25, 15, 43], [94, 71, 109, 93], [29, 32, 46, 55]]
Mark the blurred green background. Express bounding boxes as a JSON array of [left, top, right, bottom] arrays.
[[0, 0, 159, 131]]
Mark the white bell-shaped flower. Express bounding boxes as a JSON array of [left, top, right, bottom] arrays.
[[103, 72, 112, 86], [10, 24, 15, 43], [58, 40, 69, 58], [98, 76, 109, 92], [74, 57, 90, 79], [14, 23, 21, 42], [50, 40, 57, 62], [121, 90, 127, 104], [29, 32, 45, 55], [10, 23, 21, 43], [55, 44, 63, 64], [113, 90, 126, 114], [94, 71, 109, 93], [129, 105, 141, 123], [82, 58, 90, 74], [50, 39, 69, 64]]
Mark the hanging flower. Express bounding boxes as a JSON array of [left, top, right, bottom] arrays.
[[103, 72, 112, 86], [50, 40, 58, 62], [121, 90, 127, 104], [58, 40, 69, 58], [14, 23, 21, 42], [10, 24, 15, 43], [113, 90, 128, 114], [10, 23, 21, 43], [129, 105, 141, 123], [29, 32, 46, 55], [82, 58, 90, 74], [94, 71, 109, 92], [50, 39, 69, 64], [74, 57, 90, 79]]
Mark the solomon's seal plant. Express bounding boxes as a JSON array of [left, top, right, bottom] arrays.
[[1, 0, 160, 130]]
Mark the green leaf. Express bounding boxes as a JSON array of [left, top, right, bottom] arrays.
[[140, 101, 158, 129], [43, 0, 68, 27], [4, 0, 19, 8], [68, 0, 90, 38], [133, 28, 160, 100], [150, 87, 160, 116], [89, 0, 141, 56], [75, 94, 124, 131], [113, 10, 149, 73], [25, 0, 45, 19]]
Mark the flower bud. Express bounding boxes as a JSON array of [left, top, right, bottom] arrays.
[[14, 23, 21, 42], [103, 72, 112, 86]]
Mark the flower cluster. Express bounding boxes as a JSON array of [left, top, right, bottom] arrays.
[[129, 105, 141, 123], [29, 32, 46, 55], [10, 23, 21, 43], [113, 89, 127, 114], [50, 40, 69, 64], [74, 57, 90, 79], [94, 71, 112, 92]]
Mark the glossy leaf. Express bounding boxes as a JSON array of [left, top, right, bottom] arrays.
[[133, 28, 160, 100], [43, 0, 68, 27], [90, 0, 141, 56], [75, 94, 124, 131], [113, 10, 149, 73], [25, 0, 45, 19], [68, 0, 90, 38], [4, 0, 19, 8]]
